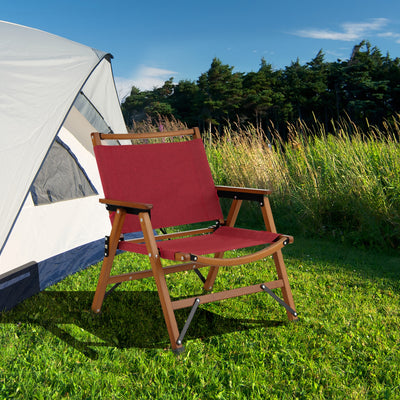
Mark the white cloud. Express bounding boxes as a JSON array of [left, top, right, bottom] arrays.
[[115, 65, 177, 102], [294, 18, 389, 41], [378, 31, 400, 43]]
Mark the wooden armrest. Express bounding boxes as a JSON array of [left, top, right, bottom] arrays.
[[215, 185, 271, 202], [99, 198, 153, 214]]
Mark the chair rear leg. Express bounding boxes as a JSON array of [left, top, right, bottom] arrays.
[[260, 197, 297, 320], [203, 253, 223, 291], [204, 199, 243, 291]]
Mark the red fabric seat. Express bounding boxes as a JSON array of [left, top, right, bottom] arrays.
[[119, 226, 280, 260]]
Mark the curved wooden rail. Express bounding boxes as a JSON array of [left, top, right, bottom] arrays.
[[175, 235, 292, 267]]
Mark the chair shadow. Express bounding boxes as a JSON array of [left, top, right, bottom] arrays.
[[0, 290, 284, 359]]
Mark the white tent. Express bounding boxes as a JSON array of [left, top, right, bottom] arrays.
[[0, 21, 128, 310]]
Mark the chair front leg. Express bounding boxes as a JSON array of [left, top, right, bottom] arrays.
[[139, 212, 183, 353], [92, 208, 126, 313]]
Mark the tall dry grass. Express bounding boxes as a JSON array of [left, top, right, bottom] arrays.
[[206, 119, 400, 249], [128, 115, 188, 133]]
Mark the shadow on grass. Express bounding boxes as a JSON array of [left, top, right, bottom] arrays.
[[0, 290, 283, 359]]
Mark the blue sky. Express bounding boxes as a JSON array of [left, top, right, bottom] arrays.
[[3, 0, 400, 100]]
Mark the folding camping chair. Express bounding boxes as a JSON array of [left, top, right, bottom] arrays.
[[91, 127, 297, 353]]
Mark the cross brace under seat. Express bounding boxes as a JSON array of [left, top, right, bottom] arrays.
[[173, 280, 298, 352]]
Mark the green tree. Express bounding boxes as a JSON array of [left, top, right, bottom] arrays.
[[305, 50, 331, 125], [121, 41, 400, 138], [382, 55, 400, 115], [121, 78, 175, 126], [280, 51, 330, 127], [341, 41, 391, 124], [242, 59, 274, 129], [144, 77, 175, 117], [197, 58, 243, 133], [281, 58, 309, 122], [168, 79, 200, 126], [121, 86, 150, 127]]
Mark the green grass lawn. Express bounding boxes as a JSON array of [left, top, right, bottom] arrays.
[[1, 236, 399, 399]]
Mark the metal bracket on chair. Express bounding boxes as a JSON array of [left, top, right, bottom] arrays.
[[176, 298, 201, 346], [105, 203, 151, 216], [273, 236, 290, 246], [193, 268, 206, 284], [217, 189, 265, 203], [104, 236, 110, 257], [261, 284, 298, 317], [104, 282, 122, 300], [207, 220, 223, 232], [104, 235, 125, 257], [190, 254, 199, 262]]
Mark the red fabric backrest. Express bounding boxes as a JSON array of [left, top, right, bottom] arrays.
[[94, 138, 223, 232]]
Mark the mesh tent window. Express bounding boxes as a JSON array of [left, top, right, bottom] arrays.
[[30, 137, 98, 205]]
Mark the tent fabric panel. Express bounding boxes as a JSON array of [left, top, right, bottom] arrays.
[[0, 20, 108, 253], [74, 93, 112, 134], [57, 124, 104, 194], [0, 196, 110, 275], [38, 232, 144, 290], [0, 231, 143, 311], [0, 123, 109, 275], [63, 106, 99, 156], [81, 58, 127, 134], [37, 238, 105, 290], [0, 20, 129, 306], [0, 240, 103, 311]]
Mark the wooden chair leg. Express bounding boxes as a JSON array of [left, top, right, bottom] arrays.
[[272, 250, 297, 320], [92, 208, 126, 313], [139, 212, 183, 352], [203, 199, 243, 291], [203, 253, 223, 291], [261, 196, 297, 320], [92, 255, 115, 313], [152, 257, 183, 352]]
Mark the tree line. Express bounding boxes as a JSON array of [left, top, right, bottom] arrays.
[[121, 41, 400, 138]]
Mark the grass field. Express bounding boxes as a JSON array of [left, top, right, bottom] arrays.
[[1, 236, 399, 399], [1, 120, 399, 399]]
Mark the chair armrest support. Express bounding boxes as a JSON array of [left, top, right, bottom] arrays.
[[215, 185, 272, 203], [176, 234, 292, 266], [99, 198, 153, 215]]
